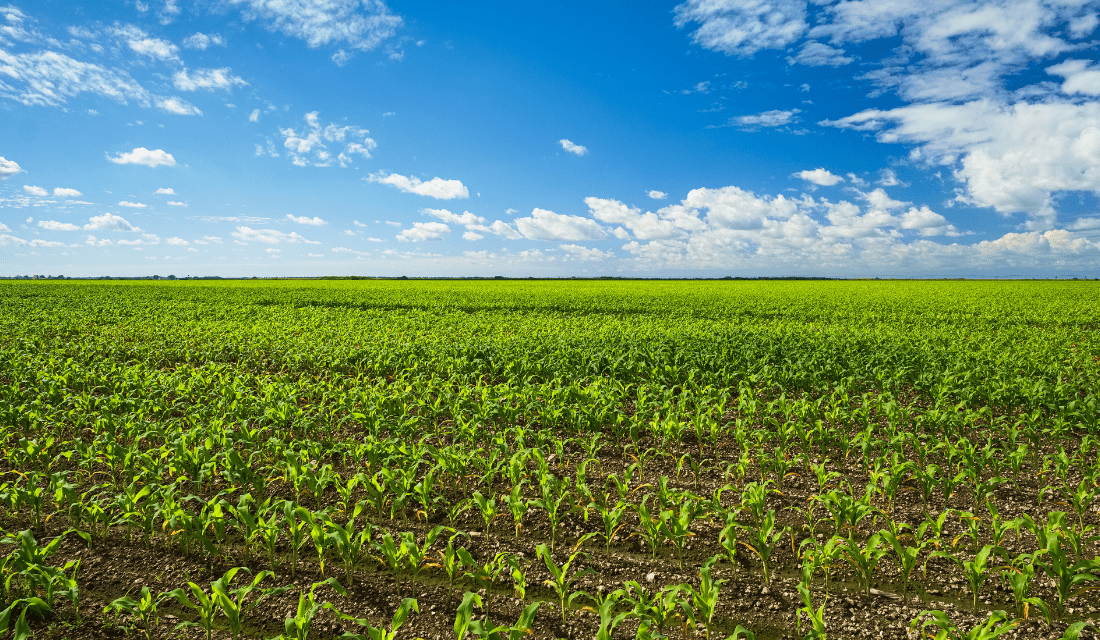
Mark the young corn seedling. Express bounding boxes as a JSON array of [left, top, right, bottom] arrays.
[[880, 526, 925, 602], [679, 555, 726, 640], [427, 531, 470, 610], [537, 535, 596, 635], [503, 483, 529, 539], [597, 499, 629, 559], [910, 609, 1018, 640], [532, 476, 573, 553], [930, 544, 995, 612], [662, 498, 703, 571], [458, 549, 510, 619], [999, 552, 1050, 624], [795, 583, 826, 640], [402, 526, 444, 599], [338, 597, 419, 640], [472, 491, 499, 539], [634, 494, 670, 561], [414, 465, 444, 522], [324, 502, 375, 588], [1033, 533, 1100, 619], [469, 599, 542, 640], [164, 581, 219, 640], [839, 533, 887, 598], [374, 532, 410, 596], [584, 589, 628, 640], [209, 567, 291, 640], [737, 509, 789, 585], [279, 578, 347, 640], [104, 586, 166, 640], [621, 581, 684, 639]]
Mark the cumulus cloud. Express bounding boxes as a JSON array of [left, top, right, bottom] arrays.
[[166, 237, 190, 245], [1048, 59, 1100, 97], [422, 208, 486, 229], [37, 220, 79, 231], [824, 100, 1100, 229], [791, 41, 853, 67], [109, 25, 179, 61], [514, 208, 607, 241], [462, 231, 483, 241], [559, 139, 588, 156], [155, 188, 175, 195], [223, 0, 402, 51], [84, 213, 140, 231], [156, 97, 202, 116], [368, 172, 469, 199], [53, 187, 81, 197], [249, 109, 260, 122], [396, 221, 450, 241], [560, 244, 613, 261], [279, 112, 376, 167], [173, 68, 248, 92], [118, 201, 147, 208], [23, 185, 47, 196], [0, 234, 64, 248], [0, 157, 21, 179], [107, 147, 176, 167], [182, 32, 225, 49], [231, 226, 320, 244], [795, 168, 843, 186], [647, 190, 668, 200], [286, 214, 326, 225], [489, 220, 523, 240], [166, 201, 187, 207], [727, 109, 800, 130], [674, 0, 806, 57]]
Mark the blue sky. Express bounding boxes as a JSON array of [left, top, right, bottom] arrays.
[[2, 0, 1099, 277]]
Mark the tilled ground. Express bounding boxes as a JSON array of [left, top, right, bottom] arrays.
[[7, 429, 1100, 640]]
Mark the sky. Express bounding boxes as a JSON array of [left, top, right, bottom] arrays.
[[1, 0, 1100, 278]]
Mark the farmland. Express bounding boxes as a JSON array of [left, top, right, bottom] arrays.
[[1, 279, 1099, 640]]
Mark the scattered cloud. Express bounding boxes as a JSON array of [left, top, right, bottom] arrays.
[[249, 109, 260, 122], [182, 32, 226, 49], [84, 213, 140, 231], [37, 220, 79, 231], [647, 190, 668, 200], [166, 237, 190, 245], [0, 157, 21, 180], [368, 172, 469, 199], [107, 147, 176, 167], [23, 185, 47, 196], [224, 0, 402, 51], [230, 226, 320, 244], [279, 112, 376, 167], [422, 208, 487, 230], [118, 201, 147, 208], [559, 139, 588, 156], [155, 188, 175, 195], [397, 221, 450, 241], [166, 201, 187, 207], [727, 109, 801, 130], [173, 68, 248, 92], [156, 97, 202, 116], [791, 41, 853, 67], [560, 244, 613, 261], [489, 220, 523, 240], [332, 246, 368, 257], [462, 231, 483, 241], [109, 25, 179, 62], [286, 214, 326, 225], [795, 168, 843, 186], [50, 187, 81, 197], [514, 208, 607, 241], [674, 0, 807, 57]]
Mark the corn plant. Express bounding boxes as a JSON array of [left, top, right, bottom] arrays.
[[678, 555, 726, 640], [503, 483, 528, 539], [795, 583, 826, 640], [458, 549, 510, 618], [532, 475, 573, 553], [537, 535, 596, 631], [621, 581, 684, 639], [909, 609, 1018, 640], [164, 581, 219, 640], [737, 509, 789, 585], [209, 567, 290, 640], [104, 586, 168, 640], [427, 531, 470, 610], [338, 597, 419, 640], [879, 526, 926, 602], [838, 533, 887, 598], [635, 495, 670, 561], [323, 502, 375, 588], [278, 578, 347, 640], [662, 498, 704, 571], [402, 526, 444, 599]]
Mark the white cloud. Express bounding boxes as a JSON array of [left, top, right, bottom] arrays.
[[396, 221, 450, 241], [332, 246, 368, 257], [286, 214, 326, 225], [249, 109, 260, 122], [900, 205, 960, 237], [489, 220, 523, 240], [224, 0, 402, 51], [109, 25, 179, 61], [117, 233, 161, 246], [462, 231, 483, 241], [647, 190, 668, 200], [166, 237, 190, 245], [1, 233, 63, 248], [84, 213, 140, 231], [174, 68, 248, 92], [877, 168, 903, 187], [84, 235, 112, 246], [0, 157, 21, 180], [791, 41, 853, 67], [155, 187, 175, 194], [560, 244, 613, 261], [166, 201, 187, 207], [353, 220, 367, 227], [585, 197, 685, 240], [118, 201, 147, 208], [107, 147, 176, 167], [514, 208, 607, 241], [1048, 59, 1100, 97], [156, 97, 202, 116], [824, 100, 1100, 229], [559, 139, 588, 156], [729, 109, 800, 129], [23, 185, 47, 196], [673, 0, 806, 57], [37, 220, 79, 231], [1068, 217, 1100, 231], [368, 172, 469, 199], [182, 32, 225, 49], [795, 168, 843, 186], [422, 208, 486, 229], [193, 235, 223, 244], [53, 187, 81, 197], [279, 112, 376, 167], [0, 222, 8, 232], [231, 226, 320, 244]]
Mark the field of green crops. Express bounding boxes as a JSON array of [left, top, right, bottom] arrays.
[[2, 279, 1099, 640]]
